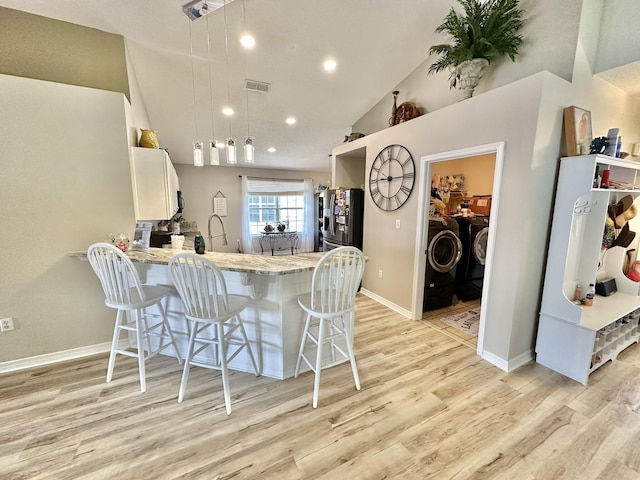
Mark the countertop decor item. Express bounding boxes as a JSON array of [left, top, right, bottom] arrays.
[[264, 223, 275, 232], [427, 0, 525, 98], [194, 234, 206, 254]]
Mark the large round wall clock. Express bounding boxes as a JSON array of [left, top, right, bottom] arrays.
[[369, 144, 415, 211]]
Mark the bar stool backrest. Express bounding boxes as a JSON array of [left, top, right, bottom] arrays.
[[87, 243, 145, 307], [168, 253, 231, 320], [310, 246, 365, 315]]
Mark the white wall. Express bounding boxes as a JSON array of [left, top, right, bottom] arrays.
[[174, 164, 329, 254], [594, 0, 640, 74], [353, 0, 584, 136], [0, 74, 136, 363]]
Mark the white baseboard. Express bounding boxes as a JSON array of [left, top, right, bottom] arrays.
[[481, 349, 534, 373], [0, 342, 115, 374], [359, 288, 412, 319]]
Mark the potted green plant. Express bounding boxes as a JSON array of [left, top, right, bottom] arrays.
[[427, 0, 524, 98]]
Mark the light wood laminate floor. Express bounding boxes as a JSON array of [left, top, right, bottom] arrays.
[[3, 295, 640, 479], [421, 298, 481, 350]]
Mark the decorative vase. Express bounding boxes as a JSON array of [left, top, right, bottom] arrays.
[[194, 234, 206, 254], [139, 129, 159, 148], [389, 90, 399, 126], [452, 58, 490, 99]]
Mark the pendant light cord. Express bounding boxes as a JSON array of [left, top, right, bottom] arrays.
[[206, 12, 215, 141], [244, 0, 250, 140], [223, 0, 231, 139], [189, 20, 198, 141]]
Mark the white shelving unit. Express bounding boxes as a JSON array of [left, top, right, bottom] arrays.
[[130, 147, 180, 221], [536, 154, 640, 384]]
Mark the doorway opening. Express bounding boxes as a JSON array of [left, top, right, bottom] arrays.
[[411, 142, 505, 358]]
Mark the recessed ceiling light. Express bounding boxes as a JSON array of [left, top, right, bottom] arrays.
[[240, 34, 255, 48], [323, 59, 337, 72], [222, 107, 234, 116], [285, 117, 297, 125], [268, 147, 276, 153]]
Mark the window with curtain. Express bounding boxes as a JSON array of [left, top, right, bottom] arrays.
[[241, 177, 315, 254], [248, 191, 304, 234]]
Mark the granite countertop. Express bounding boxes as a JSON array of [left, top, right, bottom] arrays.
[[69, 247, 326, 276]]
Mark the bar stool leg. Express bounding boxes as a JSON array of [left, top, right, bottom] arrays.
[[312, 318, 325, 408]]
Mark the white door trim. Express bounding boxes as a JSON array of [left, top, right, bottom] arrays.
[[411, 142, 505, 358]]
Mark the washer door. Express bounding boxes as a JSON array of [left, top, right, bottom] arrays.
[[472, 227, 489, 266], [428, 230, 462, 273]]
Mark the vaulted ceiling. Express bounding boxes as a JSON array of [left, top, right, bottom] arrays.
[[0, 0, 452, 171]]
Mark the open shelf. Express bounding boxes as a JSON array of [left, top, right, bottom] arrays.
[[536, 154, 640, 384]]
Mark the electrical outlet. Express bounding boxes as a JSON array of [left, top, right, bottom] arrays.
[[0, 317, 14, 332], [378, 269, 383, 279], [396, 219, 401, 229]]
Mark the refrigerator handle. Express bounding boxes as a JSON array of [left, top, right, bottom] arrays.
[[330, 192, 336, 236]]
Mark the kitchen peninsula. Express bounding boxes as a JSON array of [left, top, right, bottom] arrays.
[[70, 248, 326, 379]]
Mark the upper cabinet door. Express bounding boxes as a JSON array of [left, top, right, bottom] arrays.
[[130, 147, 179, 221]]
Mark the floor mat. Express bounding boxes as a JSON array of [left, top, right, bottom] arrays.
[[441, 310, 480, 336]]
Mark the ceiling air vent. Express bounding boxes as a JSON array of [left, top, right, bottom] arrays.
[[244, 79, 270, 93]]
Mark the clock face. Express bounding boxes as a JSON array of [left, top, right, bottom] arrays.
[[369, 144, 415, 211]]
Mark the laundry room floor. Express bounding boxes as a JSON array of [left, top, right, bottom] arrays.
[[420, 298, 481, 350]]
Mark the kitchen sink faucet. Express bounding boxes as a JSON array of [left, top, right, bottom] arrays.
[[207, 213, 228, 251]]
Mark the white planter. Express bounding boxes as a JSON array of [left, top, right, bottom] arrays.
[[453, 58, 490, 98]]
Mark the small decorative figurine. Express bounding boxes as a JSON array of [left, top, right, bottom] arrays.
[[389, 90, 399, 127], [590, 137, 608, 155]]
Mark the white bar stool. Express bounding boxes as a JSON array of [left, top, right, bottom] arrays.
[[168, 253, 259, 415], [87, 243, 182, 392], [294, 246, 366, 408]]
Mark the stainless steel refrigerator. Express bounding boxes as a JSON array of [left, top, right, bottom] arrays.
[[321, 188, 364, 251]]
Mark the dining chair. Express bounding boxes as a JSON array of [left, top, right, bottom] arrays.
[[294, 246, 366, 408], [87, 242, 182, 392], [168, 253, 259, 415]]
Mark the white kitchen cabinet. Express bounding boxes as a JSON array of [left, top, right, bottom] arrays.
[[536, 154, 640, 384], [130, 147, 179, 221]]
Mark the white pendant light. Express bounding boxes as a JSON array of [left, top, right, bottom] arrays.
[[226, 138, 237, 164], [193, 142, 204, 167], [209, 140, 220, 165], [205, 12, 220, 167], [242, 0, 255, 165], [244, 137, 254, 164]]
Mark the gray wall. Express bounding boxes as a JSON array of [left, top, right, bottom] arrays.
[[0, 6, 130, 101], [340, 0, 640, 369], [0, 74, 135, 363]]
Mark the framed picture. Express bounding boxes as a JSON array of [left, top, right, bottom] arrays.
[[563, 106, 592, 156], [131, 222, 152, 251]]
